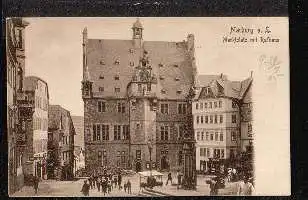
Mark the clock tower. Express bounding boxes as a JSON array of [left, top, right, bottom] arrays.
[[132, 18, 143, 48]]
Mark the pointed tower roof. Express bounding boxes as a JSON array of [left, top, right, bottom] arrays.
[[132, 18, 143, 29], [84, 65, 91, 81], [83, 27, 87, 34]]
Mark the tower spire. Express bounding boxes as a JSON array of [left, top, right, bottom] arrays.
[[132, 18, 143, 48]]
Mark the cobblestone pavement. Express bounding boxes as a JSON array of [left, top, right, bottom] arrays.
[[11, 173, 239, 197]]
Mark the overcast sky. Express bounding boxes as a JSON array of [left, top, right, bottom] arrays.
[[24, 17, 288, 116]]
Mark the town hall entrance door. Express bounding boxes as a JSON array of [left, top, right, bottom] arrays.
[[161, 156, 169, 171], [136, 162, 142, 172]]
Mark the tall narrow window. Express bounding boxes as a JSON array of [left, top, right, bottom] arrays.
[[201, 116, 204, 123], [232, 115, 237, 123], [220, 115, 223, 123], [215, 132, 218, 141], [220, 133, 223, 141], [205, 116, 208, 123], [197, 132, 200, 140], [209, 102, 212, 108], [122, 125, 130, 140], [200, 102, 203, 109], [160, 126, 169, 140], [118, 102, 125, 113], [219, 101, 222, 108], [178, 104, 187, 114], [93, 124, 97, 141], [196, 103, 199, 110], [147, 83, 151, 91], [214, 102, 217, 108], [97, 125, 101, 141], [232, 101, 237, 108], [114, 125, 121, 140], [201, 132, 204, 140], [210, 115, 213, 123], [214, 115, 218, 124], [160, 104, 169, 114], [196, 116, 200, 124], [98, 101, 106, 112], [206, 132, 209, 141], [204, 102, 208, 108], [102, 125, 109, 141], [231, 132, 236, 141]]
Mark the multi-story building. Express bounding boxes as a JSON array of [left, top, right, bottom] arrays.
[[6, 17, 29, 194], [192, 74, 253, 172], [71, 116, 85, 175], [82, 19, 197, 172], [23, 76, 49, 179], [48, 105, 75, 180]]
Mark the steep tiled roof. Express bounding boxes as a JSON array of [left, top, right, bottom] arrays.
[[195, 74, 252, 100], [197, 74, 227, 87], [24, 76, 50, 98], [86, 39, 194, 100]]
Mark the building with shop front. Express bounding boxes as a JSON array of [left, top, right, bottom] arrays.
[[48, 105, 75, 180], [7, 17, 29, 195], [192, 74, 253, 173], [23, 76, 49, 180], [82, 19, 197, 172]]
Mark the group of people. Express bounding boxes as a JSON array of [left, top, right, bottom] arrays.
[[81, 169, 132, 196], [207, 173, 254, 196]]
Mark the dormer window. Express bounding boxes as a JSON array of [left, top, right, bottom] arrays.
[[161, 89, 166, 94], [100, 60, 105, 65], [114, 75, 119, 80], [115, 59, 120, 65], [175, 77, 180, 81], [99, 75, 104, 79], [176, 90, 182, 94], [99, 87, 104, 92], [158, 63, 163, 67], [130, 61, 134, 66], [205, 87, 210, 94], [174, 64, 179, 68], [129, 48, 134, 53], [160, 76, 165, 80], [115, 88, 120, 93]]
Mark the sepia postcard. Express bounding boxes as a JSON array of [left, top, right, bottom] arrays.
[[6, 17, 289, 197]]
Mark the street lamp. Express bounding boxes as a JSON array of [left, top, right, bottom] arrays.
[[147, 140, 153, 177]]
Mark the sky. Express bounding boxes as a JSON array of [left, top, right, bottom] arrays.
[[24, 17, 288, 116]]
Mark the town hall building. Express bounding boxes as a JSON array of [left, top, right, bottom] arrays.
[[82, 19, 197, 172]]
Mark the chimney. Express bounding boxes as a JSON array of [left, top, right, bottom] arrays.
[[250, 71, 253, 78], [220, 73, 223, 78]]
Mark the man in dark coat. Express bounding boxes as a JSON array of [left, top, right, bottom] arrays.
[[81, 180, 90, 196], [166, 172, 173, 185], [118, 173, 122, 190], [127, 179, 132, 194], [33, 175, 39, 194]]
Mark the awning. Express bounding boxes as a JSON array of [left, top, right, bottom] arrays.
[[138, 170, 163, 177]]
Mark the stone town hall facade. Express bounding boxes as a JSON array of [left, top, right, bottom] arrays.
[[82, 19, 197, 172]]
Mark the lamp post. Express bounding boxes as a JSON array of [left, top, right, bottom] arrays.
[[147, 140, 153, 177]]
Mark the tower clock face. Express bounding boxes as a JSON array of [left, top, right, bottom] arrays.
[[135, 29, 141, 36]]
